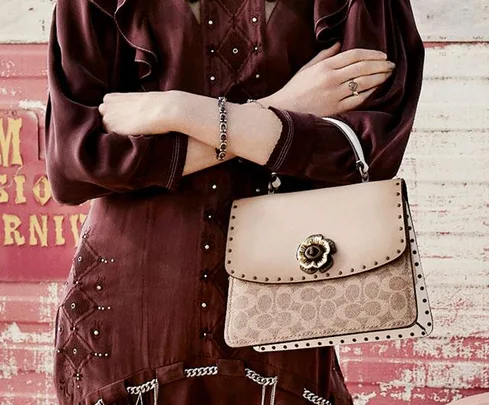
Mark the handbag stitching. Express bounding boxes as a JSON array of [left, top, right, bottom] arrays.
[[224, 202, 433, 349], [225, 180, 407, 283], [225, 249, 418, 347], [253, 207, 434, 351]]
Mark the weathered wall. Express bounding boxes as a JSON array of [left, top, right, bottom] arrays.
[[0, 0, 488, 404], [341, 39, 489, 403]]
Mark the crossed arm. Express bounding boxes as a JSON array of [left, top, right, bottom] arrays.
[[98, 45, 394, 176], [46, 0, 423, 205]]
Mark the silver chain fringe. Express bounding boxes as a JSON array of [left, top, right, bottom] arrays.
[[184, 365, 218, 378], [245, 368, 278, 405], [303, 388, 332, 405], [127, 378, 159, 405], [93, 365, 329, 405]]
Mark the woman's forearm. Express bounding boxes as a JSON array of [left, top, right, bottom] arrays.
[[100, 47, 394, 175], [182, 137, 236, 176], [168, 91, 281, 166]]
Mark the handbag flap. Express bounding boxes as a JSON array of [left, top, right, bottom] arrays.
[[225, 178, 408, 283]]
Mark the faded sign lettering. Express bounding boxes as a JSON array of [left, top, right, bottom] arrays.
[[0, 110, 89, 281]]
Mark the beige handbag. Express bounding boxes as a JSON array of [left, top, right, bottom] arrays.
[[224, 118, 433, 352]]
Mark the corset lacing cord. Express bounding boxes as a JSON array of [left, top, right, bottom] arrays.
[[245, 368, 278, 405], [127, 378, 159, 405]]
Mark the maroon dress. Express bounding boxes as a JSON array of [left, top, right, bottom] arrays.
[[46, 0, 424, 404]]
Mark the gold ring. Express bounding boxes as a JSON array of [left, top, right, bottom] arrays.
[[348, 80, 359, 96]]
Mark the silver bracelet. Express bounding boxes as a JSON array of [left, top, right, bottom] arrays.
[[246, 98, 267, 109], [215, 96, 228, 161]]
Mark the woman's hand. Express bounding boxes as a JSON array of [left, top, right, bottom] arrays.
[[261, 42, 395, 116], [98, 91, 178, 136]]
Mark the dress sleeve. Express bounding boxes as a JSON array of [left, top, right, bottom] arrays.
[[264, 0, 424, 185], [45, 0, 188, 206]]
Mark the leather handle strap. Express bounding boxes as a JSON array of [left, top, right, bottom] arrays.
[[268, 117, 370, 194], [321, 117, 370, 182]]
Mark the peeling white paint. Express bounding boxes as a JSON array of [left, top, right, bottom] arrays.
[[379, 381, 416, 402], [412, 338, 489, 361], [0, 87, 19, 97], [0, 343, 19, 380], [38, 283, 61, 323], [0, 323, 53, 345], [31, 344, 55, 374], [18, 99, 46, 111], [0, 59, 16, 77], [374, 362, 489, 392], [432, 391, 464, 404], [0, 296, 6, 316], [352, 391, 378, 405]]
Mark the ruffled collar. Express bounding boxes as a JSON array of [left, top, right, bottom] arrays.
[[314, 0, 352, 44], [86, 0, 352, 82], [87, 0, 157, 81]]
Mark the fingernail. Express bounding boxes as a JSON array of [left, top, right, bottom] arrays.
[[389, 62, 396, 68]]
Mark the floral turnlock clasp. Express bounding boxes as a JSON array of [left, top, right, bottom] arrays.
[[296, 234, 336, 274]]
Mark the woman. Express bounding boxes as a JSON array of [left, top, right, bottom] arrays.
[[46, 0, 424, 404]]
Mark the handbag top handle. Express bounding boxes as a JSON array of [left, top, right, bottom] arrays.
[[322, 117, 370, 182], [268, 117, 370, 194]]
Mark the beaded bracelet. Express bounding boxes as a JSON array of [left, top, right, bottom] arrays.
[[215, 96, 228, 161]]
